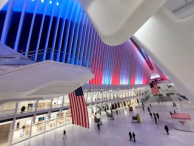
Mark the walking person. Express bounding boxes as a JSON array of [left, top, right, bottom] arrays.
[[170, 111, 172, 115], [147, 107, 150, 112], [150, 112, 152, 118], [132, 132, 136, 143], [142, 106, 144, 112], [156, 113, 159, 119], [150, 104, 152, 109], [154, 116, 157, 124], [97, 123, 100, 130], [129, 131, 132, 141], [63, 130, 66, 139], [164, 125, 169, 135]]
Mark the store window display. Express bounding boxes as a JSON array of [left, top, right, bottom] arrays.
[[110, 92, 113, 100], [31, 115, 46, 137], [65, 110, 72, 124], [57, 111, 65, 127], [64, 95, 70, 107], [17, 101, 35, 114], [37, 99, 51, 110], [52, 98, 58, 108], [87, 92, 91, 103], [93, 93, 97, 101], [119, 91, 123, 98], [97, 92, 102, 101], [46, 113, 56, 131], [57, 96, 63, 108], [12, 118, 32, 144]]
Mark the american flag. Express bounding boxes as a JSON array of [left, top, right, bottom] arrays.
[[150, 81, 159, 95], [69, 87, 89, 129]]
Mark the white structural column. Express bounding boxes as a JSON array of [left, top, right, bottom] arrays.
[[134, 7, 194, 104], [78, 0, 167, 45], [10, 102, 18, 145]]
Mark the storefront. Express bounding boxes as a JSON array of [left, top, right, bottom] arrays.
[[0, 86, 144, 145]]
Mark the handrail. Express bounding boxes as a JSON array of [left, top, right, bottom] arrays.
[[0, 48, 91, 68], [0, 57, 31, 65]]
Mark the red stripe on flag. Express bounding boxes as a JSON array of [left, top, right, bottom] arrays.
[[68, 90, 89, 129], [73, 93, 80, 125], [80, 96, 89, 128], [77, 96, 84, 127], [71, 93, 77, 124]]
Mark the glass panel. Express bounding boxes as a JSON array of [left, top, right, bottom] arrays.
[[65, 110, 72, 124], [37, 99, 51, 111], [52, 98, 57, 108], [110, 92, 113, 100], [58, 96, 63, 108], [12, 118, 32, 144], [93, 93, 97, 101], [17, 101, 35, 114], [31, 115, 45, 137], [0, 102, 16, 116], [57, 112, 65, 127], [87, 92, 91, 103], [46, 113, 56, 131], [64, 95, 70, 107]]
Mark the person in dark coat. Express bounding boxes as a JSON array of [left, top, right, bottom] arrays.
[[142, 106, 144, 111], [63, 130, 66, 139], [21, 106, 26, 113], [170, 111, 172, 115], [150, 104, 152, 108], [147, 107, 150, 112], [150, 112, 152, 118], [97, 123, 100, 130], [129, 131, 132, 141], [154, 116, 157, 124], [132, 132, 136, 143], [156, 113, 159, 119], [164, 125, 169, 135]]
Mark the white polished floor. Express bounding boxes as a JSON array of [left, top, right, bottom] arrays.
[[14, 96, 194, 146]]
